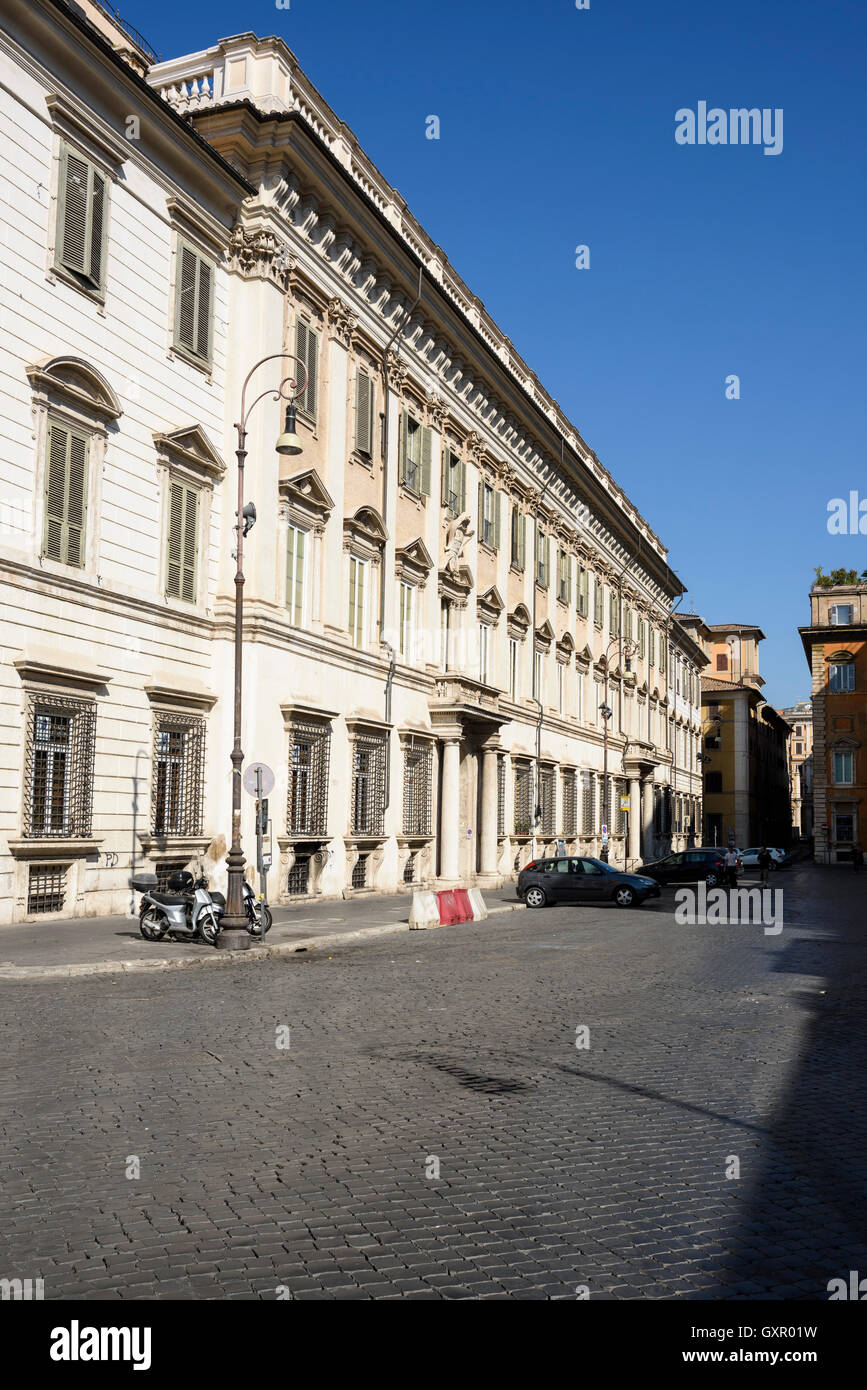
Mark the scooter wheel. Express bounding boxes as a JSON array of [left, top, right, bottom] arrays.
[[249, 904, 273, 937], [140, 907, 168, 941], [199, 911, 220, 947]]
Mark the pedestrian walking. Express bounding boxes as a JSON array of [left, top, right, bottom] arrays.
[[724, 846, 739, 888], [853, 844, 864, 874], [758, 846, 772, 887]]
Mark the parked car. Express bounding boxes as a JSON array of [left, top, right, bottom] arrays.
[[517, 856, 661, 909], [738, 847, 788, 870], [639, 848, 727, 888]]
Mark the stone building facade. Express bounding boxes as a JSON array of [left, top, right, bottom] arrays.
[[0, 10, 703, 923]]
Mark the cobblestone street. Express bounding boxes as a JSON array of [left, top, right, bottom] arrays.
[[3, 862, 866, 1300]]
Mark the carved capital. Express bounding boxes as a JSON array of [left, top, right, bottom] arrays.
[[327, 294, 357, 347]]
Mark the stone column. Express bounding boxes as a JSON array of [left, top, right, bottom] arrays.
[[479, 743, 500, 881], [311, 522, 324, 632], [628, 775, 641, 866], [641, 777, 655, 860], [440, 734, 461, 882]]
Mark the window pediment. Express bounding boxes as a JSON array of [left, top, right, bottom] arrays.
[[395, 537, 434, 585], [478, 585, 505, 625], [153, 425, 225, 483], [828, 650, 854, 663], [45, 93, 128, 175], [507, 603, 531, 640], [27, 357, 122, 424], [14, 650, 111, 696], [344, 505, 387, 559], [279, 467, 334, 522]]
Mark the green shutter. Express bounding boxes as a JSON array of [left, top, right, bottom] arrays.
[[181, 485, 198, 601], [356, 371, 372, 455], [492, 490, 502, 550], [43, 419, 89, 567], [295, 319, 318, 417], [195, 255, 212, 363], [58, 147, 89, 276], [399, 409, 409, 483], [420, 426, 432, 496], [166, 480, 198, 600], [348, 556, 356, 641], [518, 512, 526, 570], [176, 242, 199, 354], [88, 167, 107, 290], [458, 456, 466, 513]]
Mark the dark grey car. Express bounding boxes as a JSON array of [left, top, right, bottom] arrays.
[[516, 856, 662, 909]]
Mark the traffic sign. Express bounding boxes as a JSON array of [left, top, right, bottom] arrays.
[[243, 762, 274, 797], [620, 796, 630, 811]]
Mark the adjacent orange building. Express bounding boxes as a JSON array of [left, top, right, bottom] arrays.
[[800, 581, 867, 863]]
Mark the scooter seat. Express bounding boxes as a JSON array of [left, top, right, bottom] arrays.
[[149, 892, 187, 907]]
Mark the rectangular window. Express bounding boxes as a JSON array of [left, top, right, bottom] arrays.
[[577, 564, 588, 618], [440, 599, 450, 671], [536, 528, 549, 587], [830, 605, 854, 626], [833, 751, 855, 784], [534, 649, 544, 705], [557, 549, 571, 604], [557, 661, 565, 714], [562, 770, 577, 837], [639, 620, 647, 660], [479, 622, 490, 684], [351, 731, 387, 835], [539, 768, 555, 836], [593, 578, 603, 627], [514, 763, 532, 835], [509, 638, 518, 700], [174, 238, 214, 365], [285, 523, 307, 626], [649, 626, 656, 666], [441, 448, 466, 514], [153, 714, 206, 836], [403, 744, 433, 835], [576, 667, 585, 722], [348, 555, 367, 648], [43, 418, 89, 568], [510, 508, 526, 570], [479, 482, 502, 549], [27, 863, 68, 914], [399, 582, 415, 661], [287, 721, 331, 835], [295, 317, 319, 419], [659, 635, 667, 676], [581, 770, 595, 835], [829, 662, 855, 693], [26, 696, 96, 838], [834, 811, 855, 843], [166, 479, 199, 602], [608, 588, 619, 636], [355, 369, 374, 457], [56, 143, 107, 293], [400, 413, 431, 495]]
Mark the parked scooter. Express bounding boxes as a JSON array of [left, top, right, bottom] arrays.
[[243, 879, 273, 937], [132, 870, 224, 946]]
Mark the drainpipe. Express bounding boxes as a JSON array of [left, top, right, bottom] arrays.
[[379, 266, 423, 812]]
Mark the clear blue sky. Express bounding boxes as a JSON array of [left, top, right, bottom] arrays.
[[138, 0, 867, 705]]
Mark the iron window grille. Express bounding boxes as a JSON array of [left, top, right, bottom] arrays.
[[287, 722, 331, 836], [402, 745, 432, 836], [152, 714, 206, 836], [614, 779, 626, 836], [514, 763, 532, 835], [287, 856, 310, 896], [351, 854, 368, 888], [403, 854, 417, 884], [351, 731, 387, 836], [25, 696, 96, 838], [155, 858, 187, 891], [581, 770, 595, 835], [497, 756, 505, 837], [27, 863, 68, 914], [562, 770, 577, 837], [539, 768, 555, 837]]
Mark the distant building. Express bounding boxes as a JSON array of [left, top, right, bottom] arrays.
[[800, 581, 867, 864], [680, 616, 792, 848], [776, 700, 813, 840]]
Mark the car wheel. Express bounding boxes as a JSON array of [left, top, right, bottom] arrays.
[[705, 871, 719, 888], [525, 886, 546, 909], [614, 886, 635, 908]]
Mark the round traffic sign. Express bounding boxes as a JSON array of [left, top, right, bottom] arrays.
[[243, 762, 275, 797]]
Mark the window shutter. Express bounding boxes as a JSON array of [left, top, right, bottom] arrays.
[[478, 479, 483, 537], [166, 481, 198, 601], [304, 324, 319, 418], [166, 481, 184, 597], [195, 256, 212, 363], [176, 243, 199, 355], [493, 490, 502, 550], [518, 512, 526, 570], [355, 371, 372, 455], [44, 421, 69, 561], [58, 148, 89, 276], [88, 168, 107, 289], [66, 431, 88, 568], [420, 426, 432, 496], [181, 485, 198, 601], [457, 456, 467, 513]]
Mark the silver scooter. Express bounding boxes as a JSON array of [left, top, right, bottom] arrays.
[[243, 879, 273, 936], [133, 870, 224, 947]]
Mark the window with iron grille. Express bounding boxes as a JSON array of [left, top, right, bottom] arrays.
[[497, 756, 505, 837], [402, 744, 432, 836], [562, 770, 577, 837], [351, 854, 368, 888], [614, 778, 627, 836], [25, 696, 96, 838], [514, 762, 532, 835], [155, 858, 187, 891], [152, 714, 206, 836], [403, 854, 417, 884], [27, 863, 68, 914], [351, 731, 387, 836], [538, 768, 555, 837], [287, 856, 310, 896], [287, 722, 331, 836], [581, 770, 595, 835]]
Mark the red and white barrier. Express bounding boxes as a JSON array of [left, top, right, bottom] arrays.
[[409, 887, 488, 930]]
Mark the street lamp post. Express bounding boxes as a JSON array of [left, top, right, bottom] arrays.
[[217, 353, 306, 950]]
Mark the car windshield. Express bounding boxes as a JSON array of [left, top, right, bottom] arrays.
[[587, 859, 615, 874]]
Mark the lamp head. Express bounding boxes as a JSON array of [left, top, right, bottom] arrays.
[[276, 403, 302, 456]]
